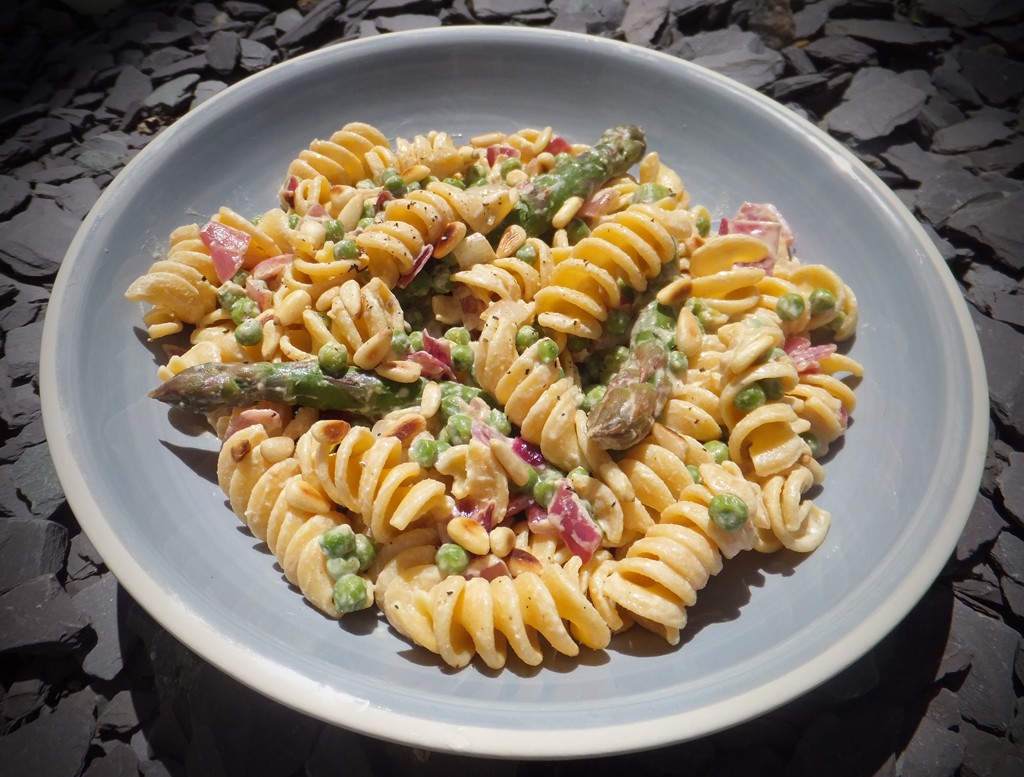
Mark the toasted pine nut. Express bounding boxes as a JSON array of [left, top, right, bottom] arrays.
[[259, 436, 295, 463], [506, 548, 543, 577], [470, 131, 505, 147], [495, 224, 527, 259], [447, 516, 490, 556], [375, 359, 422, 383], [312, 419, 351, 446], [433, 221, 467, 259], [353, 328, 394, 369], [420, 381, 442, 418], [285, 478, 332, 514], [488, 439, 531, 487], [489, 527, 515, 558], [551, 196, 583, 229], [656, 276, 693, 306]]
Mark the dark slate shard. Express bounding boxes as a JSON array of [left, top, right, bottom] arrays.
[[139, 46, 191, 75], [788, 704, 903, 777], [997, 452, 1024, 527], [82, 743, 140, 777], [925, 687, 961, 729], [190, 80, 228, 110], [0, 197, 81, 280], [932, 116, 1015, 154], [149, 54, 208, 81], [145, 17, 200, 47], [933, 51, 983, 107], [183, 664, 320, 777], [959, 721, 1024, 777], [826, 67, 926, 140], [144, 74, 201, 111], [274, 7, 303, 33], [0, 175, 30, 219], [895, 715, 965, 777], [919, 222, 957, 263], [0, 380, 40, 429], [673, 28, 785, 90], [0, 694, 96, 777], [305, 725, 375, 777], [206, 30, 240, 74], [917, 0, 1023, 29], [881, 143, 961, 184], [0, 574, 90, 655], [991, 526, 1024, 583], [955, 578, 1004, 610], [223, 1, 271, 19], [917, 93, 968, 136], [0, 519, 69, 594], [948, 191, 1024, 273], [67, 530, 104, 581], [375, 14, 443, 32], [1002, 577, 1024, 619], [957, 494, 1008, 563], [782, 44, 816, 75], [791, 1, 828, 39], [239, 38, 274, 72], [915, 168, 996, 226], [12, 117, 74, 158], [2, 678, 47, 725], [818, 651, 880, 703], [103, 65, 152, 115], [964, 262, 1024, 328], [23, 164, 87, 184], [474, 0, 552, 21], [803, 35, 878, 66], [277, 0, 341, 46], [97, 689, 158, 735], [47, 177, 102, 220], [10, 440, 65, 520], [959, 47, 1024, 106], [72, 573, 137, 681], [824, 17, 952, 45], [951, 596, 1019, 733], [771, 73, 831, 101]]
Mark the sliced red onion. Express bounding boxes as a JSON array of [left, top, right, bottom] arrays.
[[463, 555, 510, 581], [396, 244, 433, 289], [577, 188, 616, 220], [422, 331, 454, 372], [375, 190, 393, 212], [511, 437, 546, 468], [200, 220, 251, 283], [506, 493, 535, 518], [407, 350, 455, 380], [456, 499, 495, 532], [280, 175, 298, 207], [527, 503, 558, 536]]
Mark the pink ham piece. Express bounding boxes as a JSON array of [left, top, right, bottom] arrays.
[[251, 253, 293, 283], [407, 350, 455, 380], [244, 277, 273, 311], [547, 479, 602, 563], [784, 336, 837, 374], [511, 437, 546, 468], [200, 220, 252, 283], [544, 135, 572, 155], [486, 145, 519, 166], [421, 331, 455, 374], [222, 408, 284, 441]]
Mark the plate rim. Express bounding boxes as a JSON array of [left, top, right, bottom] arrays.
[[39, 25, 989, 758]]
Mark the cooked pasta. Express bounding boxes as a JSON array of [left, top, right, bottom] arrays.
[[129, 122, 862, 670]]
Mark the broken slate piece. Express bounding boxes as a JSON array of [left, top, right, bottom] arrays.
[[0, 693, 96, 777], [375, 14, 442, 32], [916, 0, 1023, 29], [0, 574, 90, 655], [997, 452, 1024, 528], [10, 441, 65, 519], [881, 142, 961, 184], [728, 0, 796, 49], [958, 48, 1024, 106], [475, 0, 552, 21], [992, 529, 1024, 584], [917, 93, 967, 136], [239, 38, 274, 72], [2, 678, 47, 725], [914, 168, 995, 226], [0, 519, 69, 594], [0, 197, 81, 279], [82, 743, 140, 777], [103, 65, 152, 114], [932, 116, 1015, 154], [894, 716, 965, 777], [959, 721, 1024, 777], [206, 30, 239, 74], [277, 0, 341, 47], [190, 80, 228, 110], [964, 262, 1024, 328], [952, 595, 1020, 733], [791, 2, 828, 39], [803, 35, 877, 67], [826, 67, 927, 140], [97, 689, 158, 735], [948, 190, 1024, 273], [970, 308, 1024, 441], [0, 175, 30, 218], [823, 18, 952, 46], [72, 573, 137, 681], [1, 314, 43, 380], [144, 74, 200, 111]]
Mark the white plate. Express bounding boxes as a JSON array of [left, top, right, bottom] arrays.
[[40, 27, 988, 758]]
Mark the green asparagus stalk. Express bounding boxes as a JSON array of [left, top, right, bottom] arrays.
[[150, 360, 428, 417], [506, 124, 647, 237], [586, 301, 677, 450]]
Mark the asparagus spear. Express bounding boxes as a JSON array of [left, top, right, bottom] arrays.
[[586, 301, 677, 450], [150, 360, 428, 417], [505, 124, 647, 237]]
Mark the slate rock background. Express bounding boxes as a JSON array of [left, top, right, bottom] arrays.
[[1, 0, 1022, 775]]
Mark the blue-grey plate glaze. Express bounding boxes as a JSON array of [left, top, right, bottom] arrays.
[[40, 27, 987, 758]]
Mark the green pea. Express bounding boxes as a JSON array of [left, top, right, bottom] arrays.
[[440, 394, 463, 420], [409, 331, 424, 352], [829, 311, 847, 332], [380, 167, 400, 182], [443, 177, 466, 190], [356, 216, 374, 230], [695, 214, 710, 237], [568, 466, 589, 479], [763, 347, 786, 362], [704, 440, 730, 463], [229, 269, 249, 286], [521, 466, 539, 494], [234, 318, 263, 346], [567, 335, 589, 353], [668, 350, 688, 375], [352, 533, 376, 572], [332, 574, 369, 613], [436, 543, 470, 576], [515, 243, 538, 265], [566, 218, 590, 245], [500, 158, 522, 178], [533, 478, 558, 509], [404, 270, 431, 297], [776, 293, 806, 322], [733, 384, 766, 412], [229, 297, 259, 325], [801, 432, 821, 457], [686, 464, 701, 484], [761, 378, 784, 401], [604, 346, 630, 373], [431, 266, 453, 294], [382, 175, 407, 197], [708, 493, 749, 531], [487, 409, 511, 436], [410, 438, 440, 468], [326, 555, 360, 580], [446, 413, 473, 445], [634, 330, 657, 344], [405, 308, 424, 331], [444, 326, 470, 346], [515, 325, 540, 353], [389, 329, 411, 358], [333, 238, 359, 261], [320, 524, 356, 558], [318, 342, 349, 377], [451, 343, 475, 373], [323, 219, 345, 242], [288, 213, 300, 229], [536, 338, 559, 364], [632, 182, 672, 204], [361, 201, 375, 219], [465, 165, 488, 186], [406, 180, 420, 192], [584, 384, 607, 410], [809, 288, 837, 314], [605, 308, 630, 336]]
